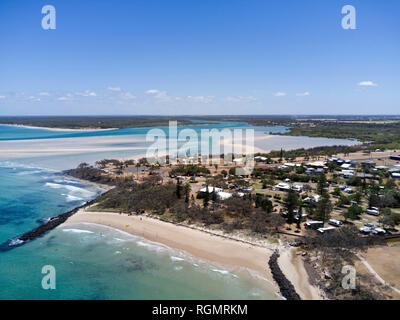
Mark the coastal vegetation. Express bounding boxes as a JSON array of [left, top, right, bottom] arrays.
[[274, 120, 400, 150], [0, 116, 209, 129], [83, 173, 285, 235]]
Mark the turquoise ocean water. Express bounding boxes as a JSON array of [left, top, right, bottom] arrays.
[[0, 122, 358, 299]]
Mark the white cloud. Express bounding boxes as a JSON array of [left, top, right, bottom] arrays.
[[39, 92, 51, 96], [145, 89, 172, 101], [108, 87, 121, 92], [57, 93, 73, 101], [226, 96, 257, 102], [145, 89, 161, 95], [28, 96, 41, 102], [358, 81, 378, 87], [76, 90, 97, 97], [121, 92, 136, 99], [0, 95, 5, 99], [296, 91, 310, 97], [186, 95, 214, 103], [274, 92, 287, 97]]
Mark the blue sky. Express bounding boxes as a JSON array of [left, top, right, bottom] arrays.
[[0, 0, 399, 115]]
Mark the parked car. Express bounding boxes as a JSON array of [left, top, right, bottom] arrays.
[[328, 219, 343, 227], [366, 208, 380, 216], [372, 227, 386, 235], [359, 227, 372, 234]]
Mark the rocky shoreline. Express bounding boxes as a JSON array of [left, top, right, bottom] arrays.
[[0, 190, 111, 252], [268, 251, 301, 300]]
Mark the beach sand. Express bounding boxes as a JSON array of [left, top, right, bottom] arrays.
[[63, 208, 324, 299], [278, 247, 324, 300], [0, 136, 148, 159]]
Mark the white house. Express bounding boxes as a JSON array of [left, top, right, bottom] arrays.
[[307, 161, 327, 168], [199, 186, 223, 193], [274, 183, 302, 192]]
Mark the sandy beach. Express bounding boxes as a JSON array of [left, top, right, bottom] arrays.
[[278, 247, 324, 300], [0, 136, 149, 159], [63, 207, 324, 299]]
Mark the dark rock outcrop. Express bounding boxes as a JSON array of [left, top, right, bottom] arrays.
[[269, 251, 301, 300]]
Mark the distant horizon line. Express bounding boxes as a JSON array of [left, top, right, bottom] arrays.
[[1, 114, 400, 118]]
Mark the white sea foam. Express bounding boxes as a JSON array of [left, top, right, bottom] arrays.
[[54, 178, 82, 185], [113, 237, 127, 242], [64, 194, 84, 202], [136, 240, 167, 253], [9, 238, 24, 246], [211, 268, 230, 275], [45, 182, 94, 195], [171, 256, 185, 262], [45, 182, 96, 203], [174, 266, 183, 271], [0, 160, 58, 172], [16, 170, 44, 176], [62, 228, 94, 234]]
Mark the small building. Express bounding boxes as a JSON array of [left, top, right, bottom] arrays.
[[339, 170, 354, 178], [275, 182, 291, 191], [199, 186, 223, 193], [361, 160, 376, 168], [340, 163, 353, 169], [274, 183, 302, 193], [307, 161, 327, 168], [356, 172, 374, 179]]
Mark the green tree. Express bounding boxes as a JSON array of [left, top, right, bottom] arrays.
[[317, 173, 328, 196], [203, 186, 210, 208], [315, 192, 332, 225], [346, 204, 363, 220], [368, 192, 380, 208], [284, 189, 299, 224], [296, 206, 303, 229], [183, 183, 191, 203], [175, 179, 183, 199]]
